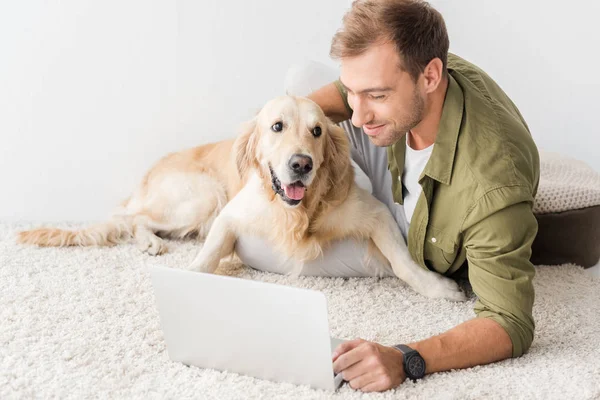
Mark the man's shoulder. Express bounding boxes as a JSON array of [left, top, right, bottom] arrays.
[[447, 53, 482, 76], [448, 53, 523, 120], [447, 53, 517, 116], [447, 54, 540, 197]]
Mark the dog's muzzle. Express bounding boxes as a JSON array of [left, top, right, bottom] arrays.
[[269, 165, 307, 206]]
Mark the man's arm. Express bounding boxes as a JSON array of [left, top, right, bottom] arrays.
[[332, 318, 511, 392], [308, 82, 352, 124], [333, 200, 537, 392], [407, 317, 512, 373], [462, 200, 537, 358]]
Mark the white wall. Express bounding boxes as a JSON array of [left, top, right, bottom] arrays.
[[0, 1, 178, 222], [1, 0, 598, 222]]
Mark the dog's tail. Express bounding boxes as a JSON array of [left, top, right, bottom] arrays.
[[17, 218, 133, 248]]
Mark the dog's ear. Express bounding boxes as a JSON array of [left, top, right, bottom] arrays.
[[324, 120, 352, 182], [320, 120, 353, 203], [233, 117, 259, 179]]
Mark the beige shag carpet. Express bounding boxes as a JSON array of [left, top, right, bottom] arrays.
[[1, 222, 599, 400]]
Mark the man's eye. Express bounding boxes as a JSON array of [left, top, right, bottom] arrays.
[[271, 122, 283, 132], [370, 95, 385, 100]]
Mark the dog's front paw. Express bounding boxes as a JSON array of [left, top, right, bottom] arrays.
[[188, 252, 218, 274], [419, 273, 467, 302], [190, 262, 214, 274]]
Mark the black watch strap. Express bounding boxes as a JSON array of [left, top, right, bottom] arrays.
[[393, 344, 426, 381]]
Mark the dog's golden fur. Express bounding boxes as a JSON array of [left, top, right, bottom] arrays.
[[233, 107, 355, 260], [17, 96, 465, 300]]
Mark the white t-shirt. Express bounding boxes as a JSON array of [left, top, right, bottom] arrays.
[[401, 135, 434, 225]]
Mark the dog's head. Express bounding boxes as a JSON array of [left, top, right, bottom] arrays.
[[234, 96, 351, 208]]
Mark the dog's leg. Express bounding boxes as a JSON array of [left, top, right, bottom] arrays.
[[359, 196, 466, 301], [132, 215, 168, 256], [371, 218, 465, 301], [188, 213, 236, 273]]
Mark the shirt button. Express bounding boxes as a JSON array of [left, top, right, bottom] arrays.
[[431, 237, 437, 243]]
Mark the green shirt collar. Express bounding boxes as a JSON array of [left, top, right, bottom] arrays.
[[421, 74, 464, 185]]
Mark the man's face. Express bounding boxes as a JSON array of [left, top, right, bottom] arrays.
[[339, 42, 425, 147]]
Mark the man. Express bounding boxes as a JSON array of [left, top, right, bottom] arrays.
[[237, 0, 539, 392]]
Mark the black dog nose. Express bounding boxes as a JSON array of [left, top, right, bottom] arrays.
[[288, 154, 313, 175]]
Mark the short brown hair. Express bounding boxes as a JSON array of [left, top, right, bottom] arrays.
[[330, 0, 449, 81]]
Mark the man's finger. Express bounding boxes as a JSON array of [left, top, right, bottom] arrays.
[[348, 371, 379, 391], [333, 341, 372, 373], [332, 338, 364, 361], [339, 358, 370, 382], [360, 379, 389, 393]]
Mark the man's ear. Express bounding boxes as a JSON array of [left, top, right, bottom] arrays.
[[233, 117, 259, 179], [423, 57, 444, 94]]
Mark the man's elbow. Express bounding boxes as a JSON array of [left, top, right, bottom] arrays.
[[513, 320, 534, 357], [480, 312, 535, 358]]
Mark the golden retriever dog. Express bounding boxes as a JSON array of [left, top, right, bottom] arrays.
[[17, 96, 465, 301]]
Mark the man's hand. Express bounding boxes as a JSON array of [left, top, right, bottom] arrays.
[[332, 339, 406, 392]]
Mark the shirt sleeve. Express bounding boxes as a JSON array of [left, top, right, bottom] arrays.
[[462, 194, 538, 357], [333, 79, 353, 116]]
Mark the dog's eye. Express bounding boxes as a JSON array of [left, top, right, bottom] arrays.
[[312, 126, 322, 137], [271, 122, 283, 132]]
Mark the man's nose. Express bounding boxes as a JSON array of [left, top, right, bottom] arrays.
[[351, 98, 372, 128], [288, 154, 313, 175]]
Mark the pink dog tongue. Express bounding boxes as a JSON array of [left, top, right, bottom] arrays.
[[283, 183, 305, 200]]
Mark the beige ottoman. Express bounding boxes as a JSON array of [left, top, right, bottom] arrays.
[[531, 151, 600, 267]]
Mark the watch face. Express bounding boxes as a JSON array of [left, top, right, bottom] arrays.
[[407, 354, 426, 378]]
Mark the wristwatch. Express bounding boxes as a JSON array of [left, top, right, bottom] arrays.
[[393, 344, 426, 381]]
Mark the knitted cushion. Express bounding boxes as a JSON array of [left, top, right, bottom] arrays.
[[534, 151, 600, 214]]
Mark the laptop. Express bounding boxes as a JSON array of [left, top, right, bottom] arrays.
[[149, 266, 346, 391]]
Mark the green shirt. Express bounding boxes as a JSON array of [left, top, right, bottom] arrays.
[[335, 53, 540, 357]]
